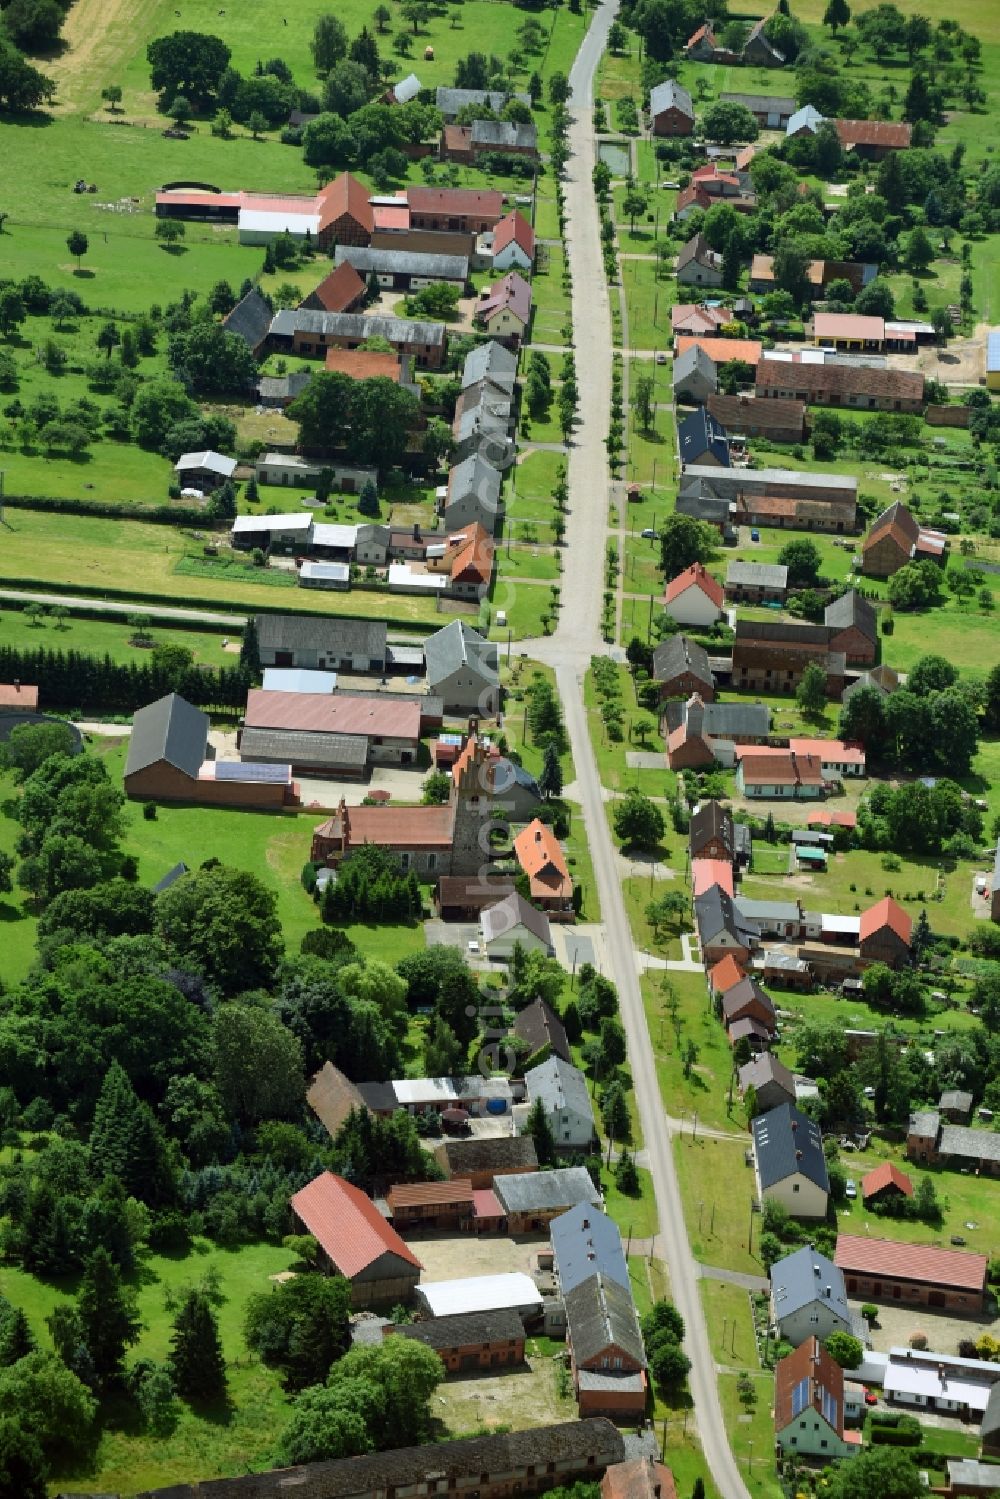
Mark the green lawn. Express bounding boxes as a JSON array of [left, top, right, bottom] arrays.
[[602, 1165, 659, 1240], [700, 1279, 760, 1373], [642, 971, 743, 1138], [673, 1133, 761, 1277], [620, 255, 675, 353], [828, 1142, 1000, 1260], [531, 243, 572, 342], [717, 1370, 782, 1499], [0, 769, 38, 981], [0, 606, 234, 665]]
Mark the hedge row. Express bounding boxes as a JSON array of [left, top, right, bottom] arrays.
[[1, 494, 211, 527]]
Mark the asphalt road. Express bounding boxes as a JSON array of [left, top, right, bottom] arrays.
[[518, 8, 751, 1495]]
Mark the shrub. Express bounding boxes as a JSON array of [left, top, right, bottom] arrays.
[[143, 801, 157, 820]]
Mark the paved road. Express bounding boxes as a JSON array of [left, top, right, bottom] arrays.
[[515, 9, 750, 1497]]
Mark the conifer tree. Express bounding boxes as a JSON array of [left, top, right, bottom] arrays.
[[538, 742, 563, 800], [76, 1247, 141, 1388], [239, 617, 261, 678], [524, 1096, 557, 1165], [169, 1289, 227, 1403], [89, 1062, 175, 1206]]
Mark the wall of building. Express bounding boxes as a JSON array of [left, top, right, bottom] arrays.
[[839, 1272, 983, 1312], [125, 761, 291, 809]]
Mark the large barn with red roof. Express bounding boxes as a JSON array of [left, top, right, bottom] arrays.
[[290, 1172, 423, 1307]]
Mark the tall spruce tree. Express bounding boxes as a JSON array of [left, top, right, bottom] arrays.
[[76, 1247, 141, 1389], [239, 617, 261, 678], [523, 1096, 557, 1165], [169, 1289, 227, 1403], [89, 1062, 175, 1207], [538, 742, 563, 800]]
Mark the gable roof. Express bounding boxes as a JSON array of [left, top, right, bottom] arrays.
[[739, 751, 824, 788], [775, 1337, 844, 1437], [835, 118, 911, 150], [770, 1245, 849, 1323], [859, 895, 912, 946], [221, 287, 272, 349], [492, 209, 535, 259], [603, 1459, 678, 1499], [425, 619, 499, 687], [752, 1103, 829, 1194], [678, 408, 730, 467], [477, 270, 532, 326], [739, 1051, 795, 1101], [255, 612, 387, 660], [824, 588, 877, 641], [691, 858, 734, 899], [653, 633, 713, 687], [834, 1234, 987, 1293], [861, 1162, 913, 1201], [694, 884, 757, 947], [483, 893, 552, 948], [710, 953, 745, 993], [721, 976, 776, 1025], [514, 818, 572, 897], [463, 339, 518, 389], [564, 1272, 645, 1367], [290, 1172, 423, 1278], [471, 117, 537, 150], [126, 693, 208, 780], [447, 451, 502, 508], [551, 1203, 629, 1295], [436, 1134, 538, 1177], [493, 1165, 601, 1215], [676, 335, 762, 367], [513, 996, 570, 1062], [673, 341, 718, 387], [708, 393, 805, 438], [677, 233, 722, 274], [525, 1055, 592, 1123], [689, 800, 734, 858], [306, 1062, 369, 1138], [316, 172, 375, 234], [391, 72, 421, 103], [306, 261, 367, 313], [787, 104, 825, 134], [720, 92, 796, 114], [665, 561, 725, 609], [649, 79, 694, 119], [390, 1308, 524, 1351]]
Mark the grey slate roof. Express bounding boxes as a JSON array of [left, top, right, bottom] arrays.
[[824, 588, 877, 642], [482, 893, 552, 948], [649, 79, 694, 119], [738, 1052, 795, 1100], [238, 728, 369, 768], [673, 342, 718, 387], [677, 233, 721, 275], [435, 87, 532, 117], [126, 693, 208, 780], [448, 451, 503, 508], [270, 308, 446, 346], [463, 340, 518, 390], [940, 1089, 974, 1114], [736, 897, 800, 925], [525, 1055, 593, 1125], [256, 369, 312, 403], [222, 287, 272, 350], [726, 561, 788, 589], [425, 619, 499, 689], [471, 118, 538, 150], [695, 885, 757, 946], [676, 491, 732, 525], [335, 245, 470, 282], [770, 1245, 850, 1324], [551, 1204, 629, 1295], [653, 633, 713, 687], [721, 977, 776, 1024], [564, 1272, 645, 1367], [663, 699, 771, 739], [938, 1124, 1000, 1163], [390, 1309, 524, 1350], [436, 1135, 538, 1176], [678, 408, 730, 467], [492, 1165, 601, 1216], [255, 612, 387, 661], [689, 800, 734, 859], [946, 1460, 1000, 1493], [752, 1103, 829, 1194], [908, 1109, 941, 1139], [513, 997, 569, 1062]]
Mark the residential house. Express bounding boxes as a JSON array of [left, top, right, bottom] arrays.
[[861, 501, 949, 578], [425, 619, 500, 715], [441, 451, 503, 534], [470, 118, 538, 157], [474, 271, 532, 342], [649, 79, 695, 135], [684, 21, 724, 60], [334, 245, 469, 289], [733, 618, 846, 696], [941, 1090, 975, 1124], [672, 303, 729, 338], [124, 694, 295, 809], [692, 858, 734, 899], [742, 17, 785, 66], [689, 802, 737, 864], [514, 997, 571, 1065], [221, 287, 273, 356], [774, 1338, 853, 1459], [434, 88, 531, 121], [859, 895, 912, 968], [709, 953, 746, 995], [652, 634, 716, 701], [492, 1166, 602, 1233], [551, 1204, 630, 1296], [463, 339, 518, 392], [664, 695, 770, 770], [861, 1162, 914, 1207], [675, 335, 762, 368], [290, 1172, 422, 1307], [824, 590, 878, 666], [835, 1235, 988, 1312], [725, 561, 788, 603], [514, 819, 575, 919], [679, 464, 857, 527], [663, 562, 725, 628], [786, 738, 865, 777], [490, 209, 535, 272], [737, 751, 825, 799], [174, 450, 236, 492], [385, 1309, 525, 1372], [564, 1273, 647, 1421], [756, 356, 925, 415], [739, 1053, 796, 1114], [407, 186, 505, 234], [770, 1247, 854, 1347], [694, 885, 758, 965], [752, 1102, 829, 1218], [676, 233, 724, 288], [749, 254, 876, 298], [255, 613, 387, 673], [834, 118, 912, 158], [721, 975, 776, 1034], [720, 92, 796, 128], [434, 1134, 538, 1189], [481, 894, 553, 961], [523, 1056, 594, 1150], [707, 392, 806, 443], [452, 394, 515, 470], [673, 342, 718, 405], [301, 260, 367, 313], [678, 407, 730, 467], [269, 307, 447, 369], [601, 1458, 677, 1499], [386, 1180, 475, 1230]]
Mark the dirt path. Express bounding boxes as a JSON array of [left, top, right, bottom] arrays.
[[47, 0, 159, 115]]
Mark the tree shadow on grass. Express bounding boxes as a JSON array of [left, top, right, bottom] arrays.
[[184, 1389, 236, 1427], [0, 901, 27, 925]]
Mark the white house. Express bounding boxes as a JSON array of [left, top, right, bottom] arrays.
[[522, 1056, 595, 1151], [663, 562, 725, 628], [489, 209, 535, 273], [751, 1102, 829, 1219], [255, 453, 377, 493], [481, 892, 552, 960]]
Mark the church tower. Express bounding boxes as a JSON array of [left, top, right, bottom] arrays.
[[448, 728, 496, 877]]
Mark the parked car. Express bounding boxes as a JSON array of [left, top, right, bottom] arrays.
[[750, 528, 760, 542], [845, 1179, 857, 1199], [641, 528, 658, 539], [467, 939, 480, 955], [864, 1388, 877, 1406]]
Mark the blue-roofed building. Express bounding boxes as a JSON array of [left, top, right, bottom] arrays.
[[262, 668, 338, 694], [678, 408, 730, 468], [786, 104, 824, 137], [775, 1337, 853, 1458], [770, 1246, 853, 1347], [751, 1102, 829, 1219], [988, 329, 1000, 391], [550, 1204, 629, 1296]]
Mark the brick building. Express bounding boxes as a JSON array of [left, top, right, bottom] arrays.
[[385, 1309, 525, 1371], [756, 356, 925, 414], [732, 619, 846, 696], [434, 1135, 538, 1189], [824, 589, 878, 666], [290, 1172, 423, 1307], [835, 1235, 988, 1312], [858, 895, 912, 968], [652, 634, 716, 701], [861, 501, 949, 578]]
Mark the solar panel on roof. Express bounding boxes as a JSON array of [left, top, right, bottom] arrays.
[[215, 760, 291, 783], [821, 1389, 839, 1429], [791, 1377, 810, 1418]]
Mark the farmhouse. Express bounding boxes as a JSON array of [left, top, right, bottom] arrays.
[[707, 392, 806, 443], [725, 561, 788, 604], [694, 886, 758, 965], [489, 209, 535, 272], [663, 562, 725, 628], [676, 233, 724, 288], [664, 695, 771, 770], [649, 79, 695, 135], [514, 819, 575, 918], [334, 245, 469, 289], [835, 1235, 988, 1312], [564, 1273, 647, 1421], [513, 996, 570, 1064], [720, 92, 796, 128], [678, 408, 730, 467], [523, 1056, 594, 1151], [689, 801, 736, 862], [425, 619, 500, 715], [739, 1052, 795, 1112], [434, 1135, 538, 1189], [774, 1338, 854, 1459], [474, 271, 532, 341], [672, 343, 718, 405], [751, 1102, 829, 1218], [732, 619, 846, 696], [302, 261, 367, 314], [678, 464, 857, 526], [469, 118, 538, 157], [463, 339, 518, 392], [551, 1204, 629, 1296], [755, 356, 925, 414], [124, 694, 295, 809], [269, 308, 447, 369], [290, 1172, 422, 1307], [386, 1309, 525, 1372], [769, 1246, 853, 1346], [435, 87, 531, 121], [407, 186, 505, 234], [482, 894, 553, 961], [861, 501, 949, 577], [653, 635, 716, 701], [492, 1166, 602, 1232]]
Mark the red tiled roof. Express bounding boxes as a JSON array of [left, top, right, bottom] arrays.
[[834, 1234, 987, 1292], [373, 202, 410, 231], [473, 1188, 503, 1219], [709, 954, 745, 993], [315, 172, 374, 235], [835, 118, 912, 150], [0, 683, 38, 709], [514, 818, 572, 899], [245, 689, 420, 740], [343, 802, 454, 849], [861, 1162, 913, 1201], [290, 1172, 423, 1277], [671, 303, 729, 335], [692, 859, 734, 899], [493, 208, 534, 257], [324, 347, 402, 380], [788, 737, 865, 765], [814, 312, 884, 343], [664, 561, 725, 609], [309, 261, 367, 313], [685, 22, 714, 46], [775, 1337, 844, 1436], [387, 1180, 474, 1209], [807, 809, 856, 829], [676, 336, 762, 366], [859, 895, 912, 946], [739, 751, 824, 787], [407, 186, 504, 218], [602, 1459, 678, 1499]]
